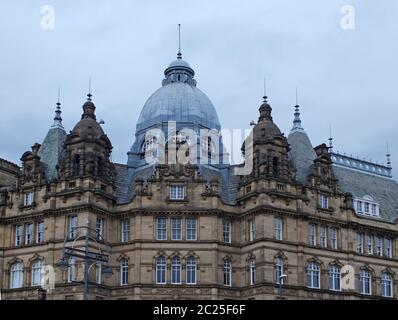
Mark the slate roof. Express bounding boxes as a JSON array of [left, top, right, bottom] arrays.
[[37, 127, 66, 182], [288, 130, 316, 185], [333, 165, 398, 223]]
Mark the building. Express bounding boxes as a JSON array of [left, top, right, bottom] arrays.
[[1, 45, 398, 300]]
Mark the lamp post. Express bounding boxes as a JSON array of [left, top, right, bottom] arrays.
[[278, 274, 287, 300], [56, 223, 113, 300]]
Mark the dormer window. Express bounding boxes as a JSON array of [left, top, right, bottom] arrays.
[[354, 196, 380, 217], [319, 194, 329, 209], [24, 192, 34, 206], [170, 185, 185, 200]]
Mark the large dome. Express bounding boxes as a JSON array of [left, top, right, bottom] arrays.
[[135, 56, 221, 132], [136, 82, 221, 132]]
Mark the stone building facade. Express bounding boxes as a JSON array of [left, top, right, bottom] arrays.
[[1, 49, 398, 300]]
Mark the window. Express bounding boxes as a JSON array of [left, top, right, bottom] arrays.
[[357, 233, 364, 254], [67, 257, 76, 283], [31, 260, 43, 286], [95, 262, 102, 284], [308, 223, 317, 246], [375, 236, 383, 256], [171, 256, 181, 284], [248, 219, 255, 241], [330, 228, 338, 249], [120, 219, 130, 243], [380, 272, 393, 298], [156, 217, 167, 240], [186, 218, 197, 240], [223, 259, 232, 286], [10, 262, 24, 289], [171, 218, 182, 240], [319, 194, 329, 209], [25, 223, 33, 245], [274, 217, 283, 241], [385, 238, 393, 258], [120, 259, 128, 285], [170, 185, 185, 200], [356, 201, 363, 213], [186, 256, 197, 285], [328, 266, 341, 291], [96, 217, 104, 239], [156, 256, 166, 284], [359, 270, 372, 295], [306, 262, 320, 289], [69, 215, 78, 238], [371, 204, 377, 216], [355, 198, 380, 217], [320, 226, 327, 248], [36, 222, 44, 243], [24, 192, 34, 206], [15, 225, 23, 246], [223, 220, 232, 244], [364, 202, 370, 215], [367, 235, 373, 255], [275, 257, 284, 284], [246, 259, 255, 286]]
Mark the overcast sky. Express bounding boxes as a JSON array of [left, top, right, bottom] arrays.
[[0, 0, 397, 179]]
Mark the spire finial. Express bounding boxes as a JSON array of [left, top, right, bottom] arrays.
[[328, 124, 334, 153], [295, 86, 298, 106], [52, 84, 64, 129], [387, 143, 391, 168], [290, 89, 304, 133], [177, 24, 182, 59], [262, 78, 268, 102], [87, 76, 92, 101]]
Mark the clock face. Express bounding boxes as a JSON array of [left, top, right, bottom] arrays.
[[341, 264, 355, 290]]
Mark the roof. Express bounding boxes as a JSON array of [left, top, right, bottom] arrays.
[[333, 165, 398, 223]]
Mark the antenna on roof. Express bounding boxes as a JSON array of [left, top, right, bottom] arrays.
[[177, 24, 182, 59], [87, 76, 92, 101], [52, 83, 63, 129], [295, 86, 298, 106], [263, 78, 268, 102]]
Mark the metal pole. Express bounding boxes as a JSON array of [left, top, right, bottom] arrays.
[[278, 279, 282, 299], [83, 228, 89, 300]]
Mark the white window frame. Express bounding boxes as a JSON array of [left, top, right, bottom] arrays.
[[171, 256, 181, 285], [381, 272, 393, 298], [186, 218, 197, 241], [15, 225, 23, 246], [375, 236, 383, 256], [308, 223, 317, 246], [223, 260, 232, 286], [67, 257, 76, 283], [156, 256, 167, 284], [328, 265, 341, 291], [274, 217, 283, 241], [10, 262, 24, 289], [248, 219, 255, 242], [156, 217, 167, 240], [120, 219, 130, 243], [95, 262, 102, 284], [171, 217, 182, 241], [186, 256, 197, 285], [223, 220, 232, 244], [120, 259, 128, 286], [69, 215, 78, 239], [357, 232, 364, 254], [25, 223, 33, 245], [249, 259, 256, 285], [170, 185, 185, 200], [359, 270, 372, 295], [307, 262, 320, 289], [275, 257, 284, 285], [96, 217, 104, 239], [385, 238, 393, 258], [31, 260, 43, 286], [36, 221, 44, 243], [320, 226, 327, 248], [24, 192, 34, 206], [367, 235, 373, 255], [319, 194, 329, 209]]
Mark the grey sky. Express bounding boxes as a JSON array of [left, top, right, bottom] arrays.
[[0, 0, 397, 179]]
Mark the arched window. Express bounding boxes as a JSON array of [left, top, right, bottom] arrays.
[[156, 256, 166, 284], [141, 137, 157, 160], [359, 270, 372, 295], [306, 262, 320, 289], [31, 260, 43, 286], [275, 257, 284, 284], [171, 256, 181, 284], [10, 262, 24, 289], [328, 265, 341, 291], [249, 259, 256, 285], [223, 259, 232, 286], [380, 272, 393, 298], [272, 157, 278, 176], [73, 155, 80, 176], [120, 259, 128, 285], [186, 256, 197, 285], [67, 257, 76, 283]]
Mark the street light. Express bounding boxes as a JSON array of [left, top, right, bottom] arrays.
[[278, 274, 287, 299], [56, 224, 112, 300]]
